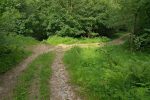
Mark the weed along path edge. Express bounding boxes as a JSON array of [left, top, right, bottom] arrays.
[[0, 44, 55, 100]]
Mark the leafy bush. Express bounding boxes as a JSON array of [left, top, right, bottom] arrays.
[[1, 0, 113, 39], [56, 25, 83, 37], [132, 29, 150, 51]]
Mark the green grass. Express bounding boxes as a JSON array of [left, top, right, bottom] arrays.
[[45, 35, 110, 45], [0, 34, 38, 74], [64, 45, 150, 100], [0, 50, 31, 74], [0, 33, 38, 48], [13, 52, 55, 100]]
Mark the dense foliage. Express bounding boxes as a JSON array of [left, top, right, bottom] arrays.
[[64, 46, 150, 100], [0, 0, 149, 46], [110, 0, 150, 50], [0, 1, 149, 35], [0, 0, 149, 49]]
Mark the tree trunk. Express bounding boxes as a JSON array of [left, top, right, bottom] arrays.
[[130, 12, 138, 51]]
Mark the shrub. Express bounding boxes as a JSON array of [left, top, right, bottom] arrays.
[[132, 29, 150, 51]]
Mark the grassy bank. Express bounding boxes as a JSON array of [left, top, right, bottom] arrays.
[[0, 34, 38, 74], [13, 52, 55, 100], [46, 36, 109, 45], [64, 45, 150, 100]]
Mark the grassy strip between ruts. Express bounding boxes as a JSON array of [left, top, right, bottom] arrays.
[[45, 35, 110, 45], [13, 52, 55, 100], [64, 45, 150, 100]]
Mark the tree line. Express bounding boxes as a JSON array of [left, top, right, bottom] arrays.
[[0, 0, 150, 50]]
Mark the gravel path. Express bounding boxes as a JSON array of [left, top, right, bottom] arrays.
[[50, 46, 80, 100]]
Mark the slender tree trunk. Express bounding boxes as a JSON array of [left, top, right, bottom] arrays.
[[130, 12, 138, 51], [133, 13, 138, 34]]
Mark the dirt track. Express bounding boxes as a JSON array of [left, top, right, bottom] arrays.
[[0, 34, 128, 100], [50, 46, 81, 100], [0, 44, 53, 100]]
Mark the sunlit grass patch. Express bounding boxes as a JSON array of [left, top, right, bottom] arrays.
[[46, 35, 109, 45]]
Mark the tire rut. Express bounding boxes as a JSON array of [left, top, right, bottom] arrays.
[[0, 44, 53, 100]]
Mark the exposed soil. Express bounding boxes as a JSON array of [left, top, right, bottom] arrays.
[[58, 43, 103, 49], [50, 46, 80, 100], [58, 33, 130, 49]]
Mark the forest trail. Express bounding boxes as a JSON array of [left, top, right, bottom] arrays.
[[0, 34, 128, 100], [0, 44, 55, 100], [49, 34, 129, 100], [107, 33, 130, 45], [50, 47, 80, 100]]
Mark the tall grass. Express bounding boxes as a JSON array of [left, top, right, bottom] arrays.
[[0, 33, 38, 74], [64, 45, 150, 100], [46, 35, 109, 45], [0, 49, 30, 74]]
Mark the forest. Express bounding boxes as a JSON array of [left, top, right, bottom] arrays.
[[0, 0, 150, 100]]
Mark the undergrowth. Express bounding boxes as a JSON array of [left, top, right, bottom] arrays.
[[64, 45, 150, 100], [0, 33, 38, 74]]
